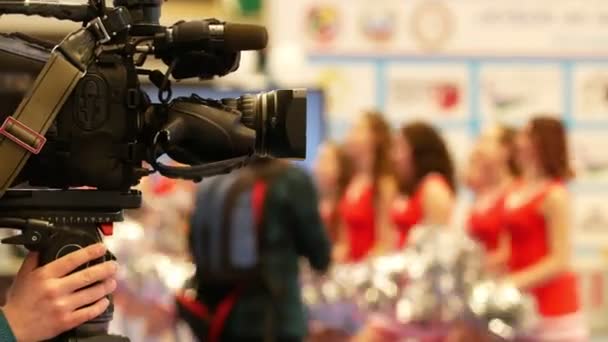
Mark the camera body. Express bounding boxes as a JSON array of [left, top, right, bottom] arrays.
[[0, 0, 307, 192], [14, 47, 148, 190]]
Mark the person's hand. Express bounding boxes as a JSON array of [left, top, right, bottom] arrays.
[[3, 243, 118, 342]]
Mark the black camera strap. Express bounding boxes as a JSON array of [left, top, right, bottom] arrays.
[[0, 8, 131, 198]]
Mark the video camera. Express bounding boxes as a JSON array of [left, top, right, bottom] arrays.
[[0, 0, 306, 191], [0, 1, 306, 341]]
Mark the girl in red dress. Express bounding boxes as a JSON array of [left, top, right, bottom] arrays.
[[335, 112, 397, 262], [505, 117, 587, 341], [314, 142, 352, 244], [465, 126, 519, 271], [390, 122, 456, 248], [442, 127, 520, 342], [356, 122, 456, 342]]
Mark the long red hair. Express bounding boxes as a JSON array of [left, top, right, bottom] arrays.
[[362, 111, 395, 185], [497, 125, 520, 177], [322, 142, 352, 242], [529, 116, 574, 181], [398, 121, 455, 194]]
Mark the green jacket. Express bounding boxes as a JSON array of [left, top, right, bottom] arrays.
[[196, 165, 331, 339], [0, 310, 16, 342]]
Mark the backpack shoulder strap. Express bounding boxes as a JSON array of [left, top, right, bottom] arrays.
[[249, 161, 289, 226], [191, 175, 234, 272], [251, 180, 268, 229], [220, 169, 258, 269]]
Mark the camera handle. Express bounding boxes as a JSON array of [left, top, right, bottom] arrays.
[[0, 1, 103, 22], [1, 220, 125, 341], [0, 189, 142, 341]]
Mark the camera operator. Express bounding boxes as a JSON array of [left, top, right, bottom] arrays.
[[0, 243, 117, 341]]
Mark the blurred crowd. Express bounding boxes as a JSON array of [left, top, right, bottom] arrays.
[[312, 112, 585, 341], [107, 111, 587, 342]]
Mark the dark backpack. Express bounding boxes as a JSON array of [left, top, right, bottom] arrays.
[[178, 162, 287, 342], [191, 163, 286, 284]]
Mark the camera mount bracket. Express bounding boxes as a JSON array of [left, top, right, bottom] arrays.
[[0, 189, 141, 342]]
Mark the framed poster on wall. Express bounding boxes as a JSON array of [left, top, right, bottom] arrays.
[[479, 64, 563, 126], [573, 64, 608, 122], [571, 129, 608, 183], [308, 63, 377, 139], [385, 63, 470, 124]]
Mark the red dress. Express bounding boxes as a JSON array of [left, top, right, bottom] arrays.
[[504, 181, 580, 317], [392, 174, 450, 248], [468, 194, 506, 252], [339, 184, 376, 261]]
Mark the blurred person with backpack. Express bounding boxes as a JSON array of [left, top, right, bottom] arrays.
[[177, 158, 331, 342]]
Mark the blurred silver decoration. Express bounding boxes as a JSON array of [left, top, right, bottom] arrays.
[[468, 280, 537, 340], [105, 218, 196, 303], [106, 216, 196, 341], [302, 224, 537, 340]]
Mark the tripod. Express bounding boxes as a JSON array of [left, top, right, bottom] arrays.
[[0, 189, 142, 341]]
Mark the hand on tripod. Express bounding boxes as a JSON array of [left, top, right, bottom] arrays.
[[2, 243, 118, 342]]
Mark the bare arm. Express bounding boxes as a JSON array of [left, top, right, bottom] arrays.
[[372, 176, 398, 255], [487, 232, 510, 273], [422, 178, 454, 227], [509, 186, 571, 290], [332, 220, 350, 262]]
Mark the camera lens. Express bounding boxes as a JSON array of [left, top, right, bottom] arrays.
[[238, 89, 307, 159]]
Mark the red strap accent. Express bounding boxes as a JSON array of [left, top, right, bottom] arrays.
[[0, 116, 47, 154], [153, 177, 177, 195], [175, 293, 210, 321], [209, 287, 244, 342], [175, 290, 244, 342], [100, 223, 114, 236], [252, 180, 268, 229]]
